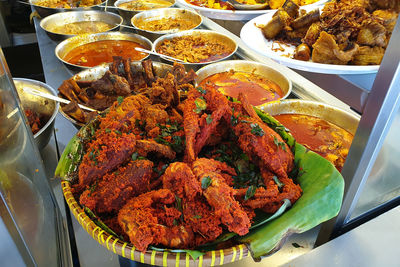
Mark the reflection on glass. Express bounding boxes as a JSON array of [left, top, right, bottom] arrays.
[[352, 112, 400, 219], [0, 49, 62, 265]]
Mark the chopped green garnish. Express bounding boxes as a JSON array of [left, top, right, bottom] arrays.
[[244, 185, 256, 200], [117, 96, 124, 105], [273, 176, 284, 189], [250, 123, 264, 136], [206, 114, 213, 124], [193, 214, 202, 219], [105, 128, 111, 133], [194, 97, 207, 114], [201, 176, 212, 189], [196, 87, 206, 94], [175, 196, 183, 212], [273, 136, 286, 151], [114, 130, 122, 135], [131, 152, 138, 161]]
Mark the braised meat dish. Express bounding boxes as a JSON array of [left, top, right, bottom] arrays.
[[259, 0, 399, 65], [70, 64, 302, 252], [58, 57, 196, 124]]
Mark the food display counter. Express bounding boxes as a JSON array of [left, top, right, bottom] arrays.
[[1, 1, 400, 265]]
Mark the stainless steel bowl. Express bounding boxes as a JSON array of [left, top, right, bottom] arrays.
[[259, 99, 360, 135], [59, 61, 173, 128], [55, 32, 152, 71], [30, 0, 106, 18], [13, 78, 59, 150], [40, 11, 123, 41], [115, 0, 175, 24], [195, 60, 292, 106], [131, 8, 202, 41], [153, 29, 238, 70]]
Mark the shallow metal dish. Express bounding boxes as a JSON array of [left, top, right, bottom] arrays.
[[40, 11, 123, 41], [13, 78, 59, 150], [115, 0, 175, 24], [258, 99, 360, 135], [195, 60, 292, 106], [55, 32, 152, 71], [131, 8, 202, 41], [29, 0, 106, 18], [59, 61, 173, 128], [153, 29, 238, 70]]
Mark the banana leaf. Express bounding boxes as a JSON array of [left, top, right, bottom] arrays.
[[238, 143, 344, 261]]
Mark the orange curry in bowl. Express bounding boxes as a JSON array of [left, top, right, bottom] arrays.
[[199, 70, 284, 106], [273, 114, 354, 172], [63, 40, 148, 67]]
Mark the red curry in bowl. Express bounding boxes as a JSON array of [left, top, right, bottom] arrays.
[[199, 70, 285, 106], [63, 40, 148, 67], [274, 114, 354, 172]]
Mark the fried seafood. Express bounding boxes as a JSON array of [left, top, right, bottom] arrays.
[[259, 0, 399, 65]]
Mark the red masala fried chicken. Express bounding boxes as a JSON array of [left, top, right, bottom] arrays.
[[162, 162, 202, 200], [136, 140, 176, 160], [183, 86, 232, 162], [79, 159, 154, 214], [118, 189, 194, 251], [192, 158, 251, 236], [74, 131, 137, 193], [236, 177, 302, 213], [232, 93, 294, 183]]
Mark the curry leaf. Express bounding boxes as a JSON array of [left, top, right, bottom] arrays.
[[244, 185, 256, 200], [196, 87, 206, 94], [117, 96, 124, 105], [201, 176, 212, 189], [206, 114, 213, 124], [250, 123, 264, 136], [273, 176, 285, 189]]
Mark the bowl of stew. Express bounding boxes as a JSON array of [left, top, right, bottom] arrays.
[[153, 29, 237, 70], [195, 60, 292, 106], [115, 0, 175, 23], [13, 78, 59, 150], [131, 8, 202, 41], [40, 10, 123, 40], [259, 99, 360, 172], [30, 0, 105, 18], [55, 32, 152, 70]]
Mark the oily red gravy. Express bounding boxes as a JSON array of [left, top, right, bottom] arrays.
[[199, 70, 284, 106], [63, 40, 147, 67], [274, 114, 353, 172]]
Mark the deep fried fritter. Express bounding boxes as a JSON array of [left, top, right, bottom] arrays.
[[79, 159, 154, 214]]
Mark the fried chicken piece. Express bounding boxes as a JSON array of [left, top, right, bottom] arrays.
[[118, 189, 194, 251], [183, 197, 223, 246], [79, 159, 154, 214], [141, 104, 169, 138], [98, 94, 150, 131], [236, 176, 302, 213], [162, 162, 202, 201], [74, 131, 136, 193], [312, 31, 359, 64], [136, 140, 176, 160], [183, 86, 232, 162], [172, 62, 197, 85], [192, 158, 251, 236], [138, 73, 179, 108], [232, 93, 294, 183]]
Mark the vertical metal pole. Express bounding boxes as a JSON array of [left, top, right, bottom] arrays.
[[316, 16, 400, 245]]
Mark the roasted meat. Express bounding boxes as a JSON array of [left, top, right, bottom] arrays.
[[91, 71, 131, 96]]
